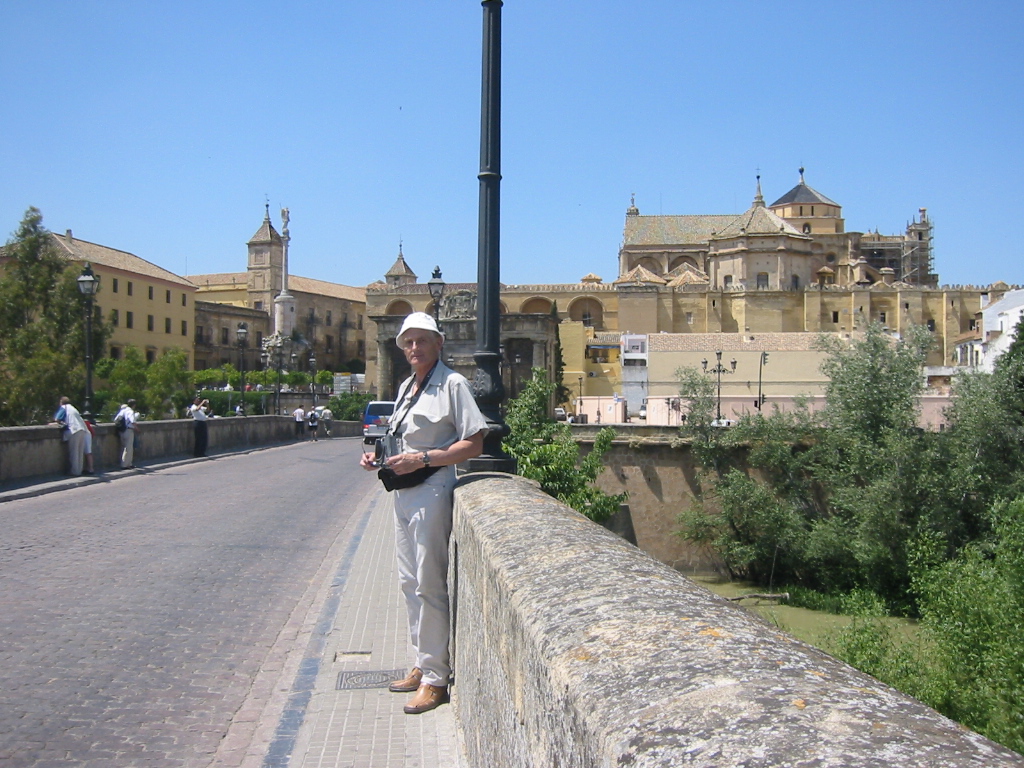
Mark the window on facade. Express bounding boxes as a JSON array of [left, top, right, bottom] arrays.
[[811, 206, 815, 216], [110, 346, 122, 360], [146, 349, 156, 364], [221, 327, 229, 345], [181, 320, 188, 336], [969, 319, 977, 331], [802, 223, 812, 234], [126, 311, 134, 329], [685, 312, 693, 325], [358, 340, 365, 357], [111, 309, 119, 326], [256, 331, 263, 346], [147, 315, 154, 331], [791, 275, 800, 289], [182, 294, 187, 307], [927, 319, 936, 332], [581, 311, 593, 327], [165, 317, 171, 334], [879, 311, 887, 324], [723, 275, 733, 288], [358, 314, 363, 330], [326, 311, 332, 326], [112, 278, 119, 293], [166, 289, 171, 303], [756, 273, 769, 289], [195, 325, 204, 342], [832, 311, 840, 323], [127, 281, 133, 296], [254, 301, 263, 310], [326, 335, 333, 353], [148, 286, 154, 300]]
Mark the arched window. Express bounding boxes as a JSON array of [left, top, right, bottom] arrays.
[[521, 297, 553, 314], [569, 297, 604, 329], [386, 300, 413, 316], [802, 223, 812, 234], [756, 273, 769, 289]]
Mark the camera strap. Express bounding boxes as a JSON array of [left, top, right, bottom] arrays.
[[387, 360, 439, 439]]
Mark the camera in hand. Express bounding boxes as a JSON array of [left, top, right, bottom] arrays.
[[372, 434, 399, 467]]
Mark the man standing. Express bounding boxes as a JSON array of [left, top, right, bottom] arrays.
[[360, 312, 487, 715], [52, 396, 87, 476], [116, 399, 139, 469], [321, 404, 333, 438], [307, 407, 320, 442], [292, 404, 306, 439]]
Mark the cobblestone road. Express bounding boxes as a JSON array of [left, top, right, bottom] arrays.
[[0, 438, 376, 768]]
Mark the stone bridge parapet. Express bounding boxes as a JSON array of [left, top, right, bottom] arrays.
[[451, 474, 1024, 767]]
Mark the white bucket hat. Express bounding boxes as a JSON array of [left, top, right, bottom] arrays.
[[396, 312, 445, 345]]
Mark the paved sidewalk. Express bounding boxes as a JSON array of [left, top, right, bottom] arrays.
[[276, 485, 466, 768]]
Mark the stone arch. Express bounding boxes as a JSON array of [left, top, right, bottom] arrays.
[[386, 300, 413, 316], [635, 256, 663, 275], [668, 256, 698, 273], [521, 297, 554, 314], [568, 297, 604, 329]]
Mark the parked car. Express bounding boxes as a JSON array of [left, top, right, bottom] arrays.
[[554, 407, 567, 421], [362, 400, 395, 441]]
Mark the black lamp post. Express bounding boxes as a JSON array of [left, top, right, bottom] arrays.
[[76, 263, 99, 423], [236, 323, 248, 414], [309, 350, 317, 408], [468, 0, 514, 472], [427, 266, 446, 321], [756, 351, 769, 411], [702, 351, 737, 423]]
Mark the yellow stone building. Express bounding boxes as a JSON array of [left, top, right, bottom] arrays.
[[366, 173, 1011, 410], [47, 230, 197, 365]]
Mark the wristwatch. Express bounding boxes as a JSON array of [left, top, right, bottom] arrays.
[[421, 451, 431, 466]]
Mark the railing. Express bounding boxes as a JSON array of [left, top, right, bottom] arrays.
[[451, 474, 1023, 767]]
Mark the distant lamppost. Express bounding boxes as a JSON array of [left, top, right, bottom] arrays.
[[756, 351, 769, 411], [702, 351, 737, 423], [309, 350, 318, 408], [427, 266, 446, 321], [236, 323, 248, 414], [76, 263, 99, 423]]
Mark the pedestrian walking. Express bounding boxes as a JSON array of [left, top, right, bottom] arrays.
[[115, 399, 139, 469], [188, 397, 209, 457], [292, 405, 305, 439], [359, 312, 487, 715], [321, 405, 333, 438], [307, 407, 320, 441], [51, 396, 88, 476]]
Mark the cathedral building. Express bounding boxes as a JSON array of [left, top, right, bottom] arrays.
[[365, 171, 1010, 412]]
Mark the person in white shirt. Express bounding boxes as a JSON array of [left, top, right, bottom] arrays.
[[292, 405, 306, 439], [188, 397, 209, 457], [360, 312, 487, 715], [115, 399, 139, 469], [52, 396, 87, 476]]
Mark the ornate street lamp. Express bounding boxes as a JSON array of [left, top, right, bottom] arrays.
[[427, 266, 446, 321], [702, 351, 737, 423], [756, 351, 769, 411], [236, 323, 248, 414], [76, 263, 99, 423]]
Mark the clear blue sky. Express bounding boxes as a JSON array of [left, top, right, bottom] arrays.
[[2, 1, 1021, 290]]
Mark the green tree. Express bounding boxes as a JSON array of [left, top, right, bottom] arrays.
[[329, 391, 374, 421], [0, 208, 110, 424], [144, 348, 193, 418], [503, 368, 626, 521], [106, 346, 148, 416]]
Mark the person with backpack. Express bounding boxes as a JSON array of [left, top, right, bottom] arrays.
[[307, 407, 320, 442], [51, 396, 88, 476], [114, 400, 139, 469]]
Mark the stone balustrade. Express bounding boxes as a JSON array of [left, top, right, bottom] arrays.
[[452, 473, 1024, 767]]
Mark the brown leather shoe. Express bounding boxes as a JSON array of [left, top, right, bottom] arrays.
[[403, 683, 449, 715], [388, 667, 423, 693]]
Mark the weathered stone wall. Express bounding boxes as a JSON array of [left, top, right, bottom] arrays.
[[0, 417, 362, 485], [452, 474, 1024, 767]]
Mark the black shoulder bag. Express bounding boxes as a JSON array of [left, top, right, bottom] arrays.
[[377, 365, 440, 492]]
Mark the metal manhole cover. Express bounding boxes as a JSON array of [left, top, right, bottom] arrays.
[[336, 669, 407, 690]]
